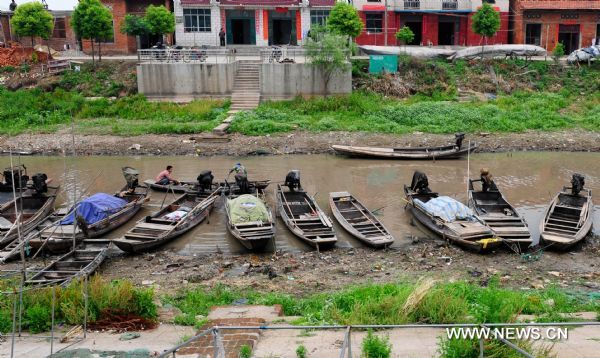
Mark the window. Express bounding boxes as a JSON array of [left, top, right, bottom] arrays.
[[53, 18, 66, 38], [367, 0, 381, 2], [184, 8, 211, 32], [310, 10, 330, 26], [442, 0, 457, 10], [404, 1, 420, 9], [365, 13, 383, 33], [525, 23, 541, 46]]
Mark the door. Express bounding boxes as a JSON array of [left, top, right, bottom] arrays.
[[558, 24, 580, 54], [525, 24, 542, 46], [226, 10, 256, 45]]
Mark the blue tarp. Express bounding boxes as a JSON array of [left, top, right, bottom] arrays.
[[414, 196, 474, 222], [61, 193, 128, 225]]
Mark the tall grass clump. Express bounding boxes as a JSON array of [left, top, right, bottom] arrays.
[[361, 330, 392, 358]]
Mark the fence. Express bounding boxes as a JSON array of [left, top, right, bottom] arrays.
[[137, 48, 235, 64], [159, 321, 600, 358], [259, 47, 307, 64]]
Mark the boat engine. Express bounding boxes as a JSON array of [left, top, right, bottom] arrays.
[[122, 167, 139, 191], [284, 170, 302, 192], [197, 170, 214, 193], [3, 167, 28, 189], [480, 168, 498, 192], [571, 173, 585, 195], [31, 173, 48, 194], [455, 133, 465, 149], [235, 173, 250, 195], [410, 171, 431, 194]]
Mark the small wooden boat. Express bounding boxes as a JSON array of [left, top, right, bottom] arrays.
[[540, 175, 593, 250], [276, 175, 336, 249], [113, 187, 220, 253], [144, 179, 270, 194], [29, 168, 149, 254], [403, 171, 500, 253], [0, 181, 60, 248], [226, 193, 276, 251], [331, 133, 477, 160], [25, 239, 110, 287], [468, 179, 532, 247], [329, 192, 394, 248]]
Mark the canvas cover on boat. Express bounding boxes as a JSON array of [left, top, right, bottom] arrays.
[[61, 193, 128, 225], [228, 194, 269, 225], [414, 196, 474, 222]]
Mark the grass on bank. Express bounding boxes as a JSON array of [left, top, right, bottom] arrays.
[[0, 275, 156, 333], [0, 89, 229, 135]]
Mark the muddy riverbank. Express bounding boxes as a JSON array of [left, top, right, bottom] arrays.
[[1, 129, 599, 156]]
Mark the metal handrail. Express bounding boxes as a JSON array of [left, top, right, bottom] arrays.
[[137, 48, 234, 64]]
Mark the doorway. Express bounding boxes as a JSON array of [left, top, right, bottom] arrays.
[[438, 22, 456, 45], [226, 10, 256, 45], [525, 23, 542, 46], [558, 24, 580, 54], [272, 19, 292, 45], [404, 21, 422, 45]]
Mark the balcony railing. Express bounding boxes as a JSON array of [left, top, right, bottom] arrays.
[[442, 0, 458, 10], [403, 1, 420, 9], [137, 48, 234, 64]]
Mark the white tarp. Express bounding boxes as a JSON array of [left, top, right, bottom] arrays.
[[360, 45, 456, 59], [448, 45, 546, 60], [414, 196, 474, 222], [567, 46, 600, 64]]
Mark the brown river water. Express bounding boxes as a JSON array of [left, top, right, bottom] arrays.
[[3, 152, 599, 254]]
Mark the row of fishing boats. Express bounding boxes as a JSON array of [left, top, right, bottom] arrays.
[[0, 164, 594, 287]]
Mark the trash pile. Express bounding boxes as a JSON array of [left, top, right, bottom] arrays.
[[0, 45, 50, 67]]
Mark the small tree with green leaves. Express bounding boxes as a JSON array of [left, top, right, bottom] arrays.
[[361, 330, 392, 358], [395, 26, 415, 52], [552, 42, 565, 64], [305, 32, 350, 96], [72, 0, 114, 65], [327, 2, 363, 41], [296, 344, 307, 358], [145, 5, 174, 40], [121, 14, 150, 49], [10, 2, 54, 49], [471, 3, 501, 53]]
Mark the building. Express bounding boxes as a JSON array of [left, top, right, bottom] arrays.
[[174, 0, 334, 47], [0, 9, 76, 50], [511, 0, 600, 53], [353, 0, 509, 46]]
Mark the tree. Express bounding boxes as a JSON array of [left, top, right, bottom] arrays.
[[10, 2, 54, 49], [471, 3, 500, 52], [305, 33, 350, 95], [395, 26, 414, 51], [326, 3, 363, 39], [552, 42, 565, 64], [145, 5, 174, 38], [121, 14, 150, 49], [72, 0, 114, 65]]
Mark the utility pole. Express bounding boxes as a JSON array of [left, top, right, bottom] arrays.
[[384, 0, 388, 46]]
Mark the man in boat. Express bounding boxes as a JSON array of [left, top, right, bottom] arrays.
[[156, 166, 180, 186], [229, 163, 247, 176], [480, 168, 498, 192]]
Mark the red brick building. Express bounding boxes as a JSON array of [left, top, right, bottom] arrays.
[[354, 0, 510, 47], [82, 0, 173, 55], [511, 0, 600, 53], [0, 10, 77, 50]]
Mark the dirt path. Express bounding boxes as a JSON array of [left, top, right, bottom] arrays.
[[1, 130, 599, 156]]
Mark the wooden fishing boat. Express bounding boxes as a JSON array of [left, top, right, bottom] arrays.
[[226, 193, 276, 251], [331, 134, 477, 160], [25, 239, 110, 287], [0, 183, 60, 248], [144, 179, 270, 194], [113, 187, 220, 254], [468, 179, 532, 247], [276, 180, 336, 250], [540, 175, 593, 250], [403, 171, 500, 253], [329, 192, 394, 248]]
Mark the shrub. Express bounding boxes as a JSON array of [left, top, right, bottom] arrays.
[[239, 344, 252, 358], [361, 330, 392, 358], [296, 344, 307, 358]]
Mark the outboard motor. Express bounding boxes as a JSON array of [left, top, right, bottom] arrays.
[[480, 168, 498, 192], [284, 170, 302, 192], [455, 133, 465, 149], [3, 167, 28, 189], [31, 173, 48, 194], [122, 167, 139, 191], [197, 170, 214, 193], [571, 173, 585, 195], [410, 171, 431, 194], [235, 173, 250, 195]]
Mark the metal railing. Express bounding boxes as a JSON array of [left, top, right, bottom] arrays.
[[259, 47, 307, 64], [442, 0, 459, 9], [137, 48, 235, 64], [159, 321, 600, 358], [404, 0, 421, 9]]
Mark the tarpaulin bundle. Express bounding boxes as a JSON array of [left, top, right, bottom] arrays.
[[228, 194, 269, 225], [414, 196, 474, 222], [61, 193, 128, 225]]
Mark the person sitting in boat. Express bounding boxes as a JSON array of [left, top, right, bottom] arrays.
[[228, 163, 247, 176], [480, 168, 498, 192], [156, 165, 179, 186]]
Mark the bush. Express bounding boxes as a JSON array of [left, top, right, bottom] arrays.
[[361, 330, 392, 358], [239, 344, 252, 358], [296, 344, 307, 358]]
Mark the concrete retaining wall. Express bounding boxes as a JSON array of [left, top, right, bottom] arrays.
[[260, 63, 352, 100], [137, 62, 237, 99]]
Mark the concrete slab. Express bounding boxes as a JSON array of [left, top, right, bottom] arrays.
[[208, 305, 282, 322]]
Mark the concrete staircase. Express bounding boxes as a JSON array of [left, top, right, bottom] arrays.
[[230, 60, 261, 111]]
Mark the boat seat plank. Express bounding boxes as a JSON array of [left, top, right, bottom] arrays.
[[548, 217, 579, 224], [546, 222, 579, 230], [136, 223, 173, 230]]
